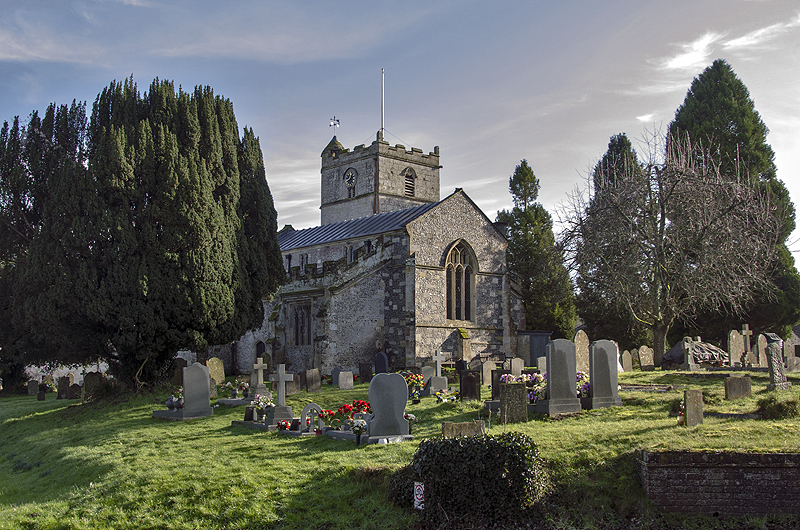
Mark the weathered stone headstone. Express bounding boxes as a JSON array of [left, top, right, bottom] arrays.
[[728, 329, 744, 366], [510, 357, 524, 377], [300, 403, 323, 433], [588, 340, 623, 409], [206, 357, 225, 390], [67, 383, 81, 400], [432, 351, 446, 377], [37, 391, 45, 401], [498, 383, 527, 424], [754, 334, 768, 367], [264, 364, 295, 427], [338, 371, 354, 390], [621, 350, 633, 373], [374, 352, 389, 374], [304, 368, 321, 393], [784, 340, 795, 362], [367, 373, 411, 439], [455, 359, 468, 372], [787, 357, 800, 373], [442, 420, 485, 438], [421, 365, 435, 385], [154, 362, 214, 420], [27, 381, 39, 396], [251, 357, 271, 398], [531, 339, 581, 416], [296, 370, 307, 391], [209, 378, 218, 398], [83, 372, 102, 397], [285, 377, 299, 396], [420, 365, 446, 397], [573, 330, 590, 373], [765, 334, 792, 391], [459, 370, 481, 401], [629, 347, 639, 367], [331, 366, 342, 386], [536, 355, 546, 375], [491, 369, 512, 400], [683, 389, 703, 427], [359, 362, 372, 384], [638, 345, 655, 371], [481, 361, 496, 386], [741, 323, 754, 365], [57, 376, 71, 399], [171, 358, 188, 387], [468, 356, 482, 371], [724, 376, 752, 400]]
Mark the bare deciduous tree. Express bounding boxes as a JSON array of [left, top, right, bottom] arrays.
[[561, 132, 783, 365]]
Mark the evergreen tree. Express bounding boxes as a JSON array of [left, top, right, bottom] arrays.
[[0, 78, 283, 388], [669, 59, 800, 339], [497, 160, 576, 338]]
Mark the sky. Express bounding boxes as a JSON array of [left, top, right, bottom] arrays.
[[2, 0, 799, 253]]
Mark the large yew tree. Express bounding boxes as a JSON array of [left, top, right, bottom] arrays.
[[0, 79, 283, 388]]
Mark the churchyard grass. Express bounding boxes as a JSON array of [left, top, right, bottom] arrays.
[[1, 371, 799, 529]]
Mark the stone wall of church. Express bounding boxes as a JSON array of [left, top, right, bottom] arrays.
[[376, 148, 440, 203]]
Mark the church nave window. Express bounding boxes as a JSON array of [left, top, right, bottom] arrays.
[[445, 242, 476, 321], [293, 305, 312, 346]]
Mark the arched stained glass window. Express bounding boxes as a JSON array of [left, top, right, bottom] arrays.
[[445, 242, 476, 321]]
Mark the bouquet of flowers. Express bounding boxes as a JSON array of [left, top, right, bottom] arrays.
[[318, 409, 335, 424], [350, 418, 368, 436], [404, 412, 417, 424], [435, 390, 457, 403], [174, 386, 183, 400], [237, 380, 249, 392], [276, 420, 291, 431], [351, 399, 371, 414], [576, 371, 590, 398], [252, 394, 274, 411], [404, 373, 425, 387]]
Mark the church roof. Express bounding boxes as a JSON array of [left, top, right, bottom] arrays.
[[277, 200, 442, 251]]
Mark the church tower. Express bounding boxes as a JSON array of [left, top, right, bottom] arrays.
[[320, 131, 441, 225]]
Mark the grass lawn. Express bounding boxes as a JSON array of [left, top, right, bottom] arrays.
[[1, 370, 800, 529]]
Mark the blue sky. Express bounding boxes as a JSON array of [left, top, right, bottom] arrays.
[[2, 0, 799, 252]]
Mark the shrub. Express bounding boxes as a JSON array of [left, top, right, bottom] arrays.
[[410, 432, 550, 526], [757, 395, 799, 420]]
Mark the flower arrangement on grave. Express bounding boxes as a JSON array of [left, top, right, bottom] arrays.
[[404, 373, 425, 387], [352, 399, 371, 414], [527, 373, 547, 404], [236, 380, 249, 392], [337, 403, 355, 421], [576, 371, 590, 398], [252, 394, 274, 411], [677, 397, 686, 426], [318, 409, 335, 427], [276, 420, 291, 431], [224, 381, 237, 397], [349, 418, 368, 436], [404, 412, 417, 424], [174, 386, 183, 400], [435, 389, 458, 403]]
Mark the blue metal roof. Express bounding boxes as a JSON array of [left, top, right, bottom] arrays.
[[277, 201, 441, 251]]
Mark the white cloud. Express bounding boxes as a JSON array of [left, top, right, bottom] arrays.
[[663, 32, 723, 70], [723, 21, 791, 49], [636, 113, 655, 123]]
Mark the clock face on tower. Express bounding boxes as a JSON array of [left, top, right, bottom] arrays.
[[344, 168, 357, 187]]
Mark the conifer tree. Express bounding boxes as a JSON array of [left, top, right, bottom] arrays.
[[497, 160, 576, 338]]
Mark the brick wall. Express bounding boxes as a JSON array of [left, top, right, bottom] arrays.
[[636, 450, 800, 515]]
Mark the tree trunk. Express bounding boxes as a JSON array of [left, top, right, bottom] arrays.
[[652, 321, 670, 367]]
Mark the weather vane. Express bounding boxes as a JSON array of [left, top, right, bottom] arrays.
[[330, 116, 340, 134]]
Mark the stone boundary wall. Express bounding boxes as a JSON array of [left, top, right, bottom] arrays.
[[636, 450, 800, 515]]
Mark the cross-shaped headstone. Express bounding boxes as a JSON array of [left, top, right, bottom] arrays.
[[269, 364, 294, 407], [741, 324, 753, 357], [432, 351, 446, 378], [252, 357, 269, 388]]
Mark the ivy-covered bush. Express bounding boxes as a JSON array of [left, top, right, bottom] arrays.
[[409, 432, 549, 525]]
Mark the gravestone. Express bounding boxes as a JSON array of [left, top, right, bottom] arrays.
[[331, 366, 343, 387], [57, 376, 71, 399], [264, 364, 295, 427], [491, 369, 512, 400], [421, 365, 435, 385], [206, 358, 225, 389], [338, 371, 354, 390], [754, 334, 768, 367], [367, 373, 411, 439], [510, 357, 524, 377], [432, 351, 446, 376], [83, 372, 102, 397], [305, 368, 321, 393], [741, 324, 754, 365], [536, 356, 547, 375], [153, 362, 214, 420], [296, 371, 307, 392], [170, 358, 188, 386], [629, 347, 639, 367], [621, 350, 633, 373], [728, 329, 744, 366], [481, 361, 496, 386], [683, 389, 703, 427], [531, 339, 581, 416], [68, 383, 82, 400], [468, 356, 482, 371], [765, 334, 792, 391], [459, 371, 481, 401], [638, 345, 655, 371], [680, 337, 700, 370], [37, 391, 45, 401], [498, 383, 527, 424], [725, 376, 752, 400], [251, 357, 271, 397], [420, 365, 446, 397], [209, 378, 218, 398], [787, 357, 800, 373], [300, 403, 323, 433], [455, 359, 468, 373], [784, 341, 795, 362], [375, 352, 389, 374], [27, 381, 38, 396], [588, 340, 622, 409], [359, 363, 373, 384], [573, 330, 590, 373], [442, 420, 485, 438]]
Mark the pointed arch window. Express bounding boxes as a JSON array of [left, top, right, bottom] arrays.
[[445, 242, 476, 321], [293, 305, 312, 345]]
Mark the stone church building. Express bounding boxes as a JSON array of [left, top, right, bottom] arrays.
[[219, 131, 524, 376]]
